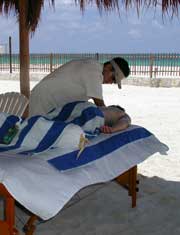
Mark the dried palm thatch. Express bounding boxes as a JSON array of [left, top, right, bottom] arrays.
[[0, 0, 54, 32], [0, 0, 179, 32]]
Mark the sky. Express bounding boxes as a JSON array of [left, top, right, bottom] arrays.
[[0, 0, 180, 53]]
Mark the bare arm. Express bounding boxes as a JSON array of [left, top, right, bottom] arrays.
[[101, 113, 131, 133], [112, 113, 131, 132]]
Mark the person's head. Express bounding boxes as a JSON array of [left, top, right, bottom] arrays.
[[109, 105, 125, 112], [102, 57, 130, 88]]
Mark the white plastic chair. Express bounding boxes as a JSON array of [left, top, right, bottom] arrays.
[[0, 92, 29, 116]]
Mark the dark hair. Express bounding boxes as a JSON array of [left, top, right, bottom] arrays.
[[113, 57, 130, 77], [104, 57, 130, 77], [109, 105, 125, 112]]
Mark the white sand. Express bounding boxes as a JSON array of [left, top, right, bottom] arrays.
[[102, 84, 180, 182], [0, 80, 180, 234]]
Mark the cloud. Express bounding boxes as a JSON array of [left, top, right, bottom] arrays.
[[128, 18, 142, 26], [0, 15, 18, 51], [37, 2, 112, 39], [152, 19, 164, 29], [1, 2, 180, 53], [128, 29, 142, 39], [0, 16, 17, 33]]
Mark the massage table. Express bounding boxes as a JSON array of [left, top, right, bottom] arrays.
[[0, 125, 168, 235], [0, 167, 137, 235]]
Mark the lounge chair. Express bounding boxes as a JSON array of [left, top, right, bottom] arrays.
[[0, 92, 28, 117]]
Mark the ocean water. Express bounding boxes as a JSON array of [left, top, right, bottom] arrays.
[[1, 53, 180, 67]]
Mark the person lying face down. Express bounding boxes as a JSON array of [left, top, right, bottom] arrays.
[[99, 105, 131, 133]]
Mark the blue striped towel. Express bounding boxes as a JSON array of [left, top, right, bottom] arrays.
[[0, 101, 104, 156]]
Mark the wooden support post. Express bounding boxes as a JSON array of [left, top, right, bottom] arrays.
[[19, 0, 30, 117], [9, 36, 12, 74], [149, 54, 154, 79], [95, 53, 99, 61], [50, 53, 53, 73]]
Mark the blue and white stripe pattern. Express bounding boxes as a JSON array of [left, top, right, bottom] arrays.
[[0, 123, 168, 220], [0, 102, 161, 172], [48, 126, 153, 171], [0, 101, 104, 156], [47, 101, 104, 133], [0, 103, 169, 220]]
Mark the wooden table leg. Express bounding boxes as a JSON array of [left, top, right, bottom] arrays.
[[115, 166, 138, 208], [0, 183, 19, 235], [130, 166, 137, 208], [23, 215, 38, 235]]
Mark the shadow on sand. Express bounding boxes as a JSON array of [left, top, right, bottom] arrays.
[[11, 173, 180, 235]]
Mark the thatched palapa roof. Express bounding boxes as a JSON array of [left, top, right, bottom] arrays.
[[0, 0, 179, 33], [0, 0, 55, 32]]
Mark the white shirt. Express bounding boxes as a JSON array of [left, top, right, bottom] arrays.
[[29, 59, 103, 116]]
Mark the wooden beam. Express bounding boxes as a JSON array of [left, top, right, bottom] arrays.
[[19, 0, 30, 101]]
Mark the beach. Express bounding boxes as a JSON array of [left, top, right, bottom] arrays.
[[0, 80, 180, 234]]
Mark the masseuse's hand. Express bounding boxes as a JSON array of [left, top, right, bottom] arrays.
[[100, 125, 113, 134]]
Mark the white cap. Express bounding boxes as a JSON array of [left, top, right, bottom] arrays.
[[110, 59, 125, 89]]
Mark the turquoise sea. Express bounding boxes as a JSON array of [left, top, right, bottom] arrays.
[[0, 53, 180, 67]]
